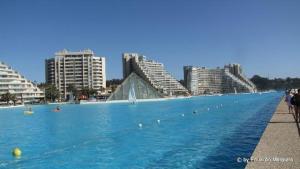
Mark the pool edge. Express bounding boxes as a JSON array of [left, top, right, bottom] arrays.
[[245, 98, 300, 169]]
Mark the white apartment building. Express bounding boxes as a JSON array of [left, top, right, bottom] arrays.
[[0, 61, 44, 103], [123, 53, 189, 96], [184, 64, 257, 95], [45, 49, 106, 99]]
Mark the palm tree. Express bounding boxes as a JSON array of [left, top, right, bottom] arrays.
[[88, 88, 97, 98], [45, 84, 60, 102], [0, 92, 17, 105], [10, 94, 17, 106], [81, 87, 97, 99]]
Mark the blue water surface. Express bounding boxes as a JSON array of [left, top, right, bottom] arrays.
[[0, 92, 282, 169]]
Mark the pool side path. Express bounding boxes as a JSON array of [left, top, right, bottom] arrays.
[[245, 98, 300, 169]]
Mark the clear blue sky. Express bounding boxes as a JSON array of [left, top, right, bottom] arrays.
[[0, 0, 299, 82]]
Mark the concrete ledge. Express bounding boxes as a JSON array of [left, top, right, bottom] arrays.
[[245, 99, 300, 169]]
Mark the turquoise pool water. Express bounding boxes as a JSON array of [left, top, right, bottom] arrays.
[[0, 92, 282, 169]]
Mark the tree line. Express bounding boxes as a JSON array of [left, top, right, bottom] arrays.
[[0, 83, 101, 104], [0, 92, 18, 105], [250, 75, 300, 91], [38, 83, 103, 102]]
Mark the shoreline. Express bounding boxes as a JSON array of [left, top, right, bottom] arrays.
[[0, 104, 25, 109], [0, 91, 277, 108], [80, 96, 192, 104], [81, 91, 278, 105]]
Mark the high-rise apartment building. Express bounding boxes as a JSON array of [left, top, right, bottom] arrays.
[[45, 49, 106, 99], [0, 61, 44, 103], [184, 64, 256, 95]]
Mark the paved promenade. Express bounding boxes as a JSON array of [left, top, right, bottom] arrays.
[[246, 99, 300, 169]]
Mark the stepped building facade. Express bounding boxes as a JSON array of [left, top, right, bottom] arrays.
[[45, 49, 106, 99], [122, 53, 189, 96], [184, 64, 256, 95], [0, 61, 44, 103], [108, 53, 189, 101]]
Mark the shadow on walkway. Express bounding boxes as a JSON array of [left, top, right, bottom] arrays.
[[268, 112, 300, 137], [292, 113, 300, 137]]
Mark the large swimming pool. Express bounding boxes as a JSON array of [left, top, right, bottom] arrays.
[[0, 92, 282, 169]]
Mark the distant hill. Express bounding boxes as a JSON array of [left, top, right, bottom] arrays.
[[250, 75, 300, 91]]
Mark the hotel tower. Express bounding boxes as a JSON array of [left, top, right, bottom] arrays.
[[45, 49, 106, 99]]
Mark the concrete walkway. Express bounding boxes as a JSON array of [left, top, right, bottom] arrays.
[[246, 99, 300, 169]]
